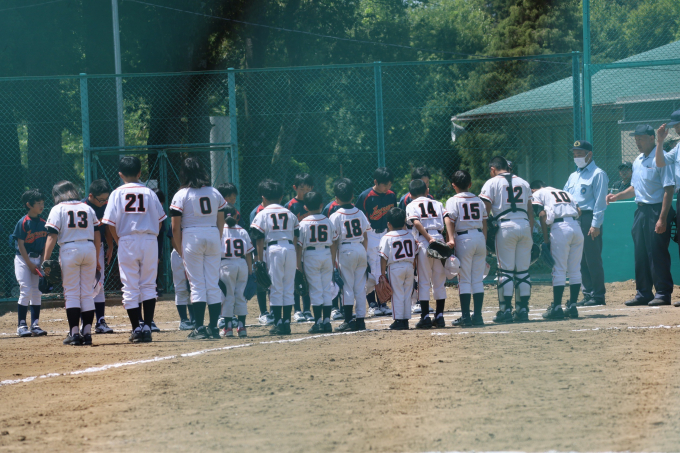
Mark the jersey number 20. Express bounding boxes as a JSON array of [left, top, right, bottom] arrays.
[[393, 240, 414, 259]]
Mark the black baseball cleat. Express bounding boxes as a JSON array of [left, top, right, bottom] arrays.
[[129, 329, 144, 343], [471, 315, 485, 327], [542, 305, 564, 320], [415, 317, 433, 329], [279, 322, 291, 335], [206, 326, 220, 339], [576, 297, 592, 307], [81, 333, 92, 345], [323, 321, 333, 333], [335, 321, 353, 332], [142, 329, 153, 343], [513, 308, 529, 323], [493, 310, 513, 324], [583, 299, 605, 307], [565, 303, 579, 319], [63, 333, 83, 346], [452, 316, 472, 327], [308, 323, 323, 334], [353, 318, 366, 331], [433, 315, 446, 328], [188, 326, 210, 340]]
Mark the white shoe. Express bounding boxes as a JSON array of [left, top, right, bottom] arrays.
[[30, 322, 47, 336], [412, 303, 422, 314], [17, 324, 32, 337], [95, 320, 114, 334], [293, 311, 306, 323], [330, 309, 344, 320], [303, 311, 314, 322], [373, 305, 384, 316], [217, 317, 226, 329], [259, 312, 274, 326], [380, 304, 392, 316]]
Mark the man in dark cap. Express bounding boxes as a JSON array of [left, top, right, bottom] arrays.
[[654, 109, 680, 307], [608, 124, 675, 306], [564, 140, 608, 306], [611, 161, 632, 193]]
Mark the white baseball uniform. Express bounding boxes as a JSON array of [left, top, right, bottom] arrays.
[[298, 214, 338, 307], [170, 186, 226, 305], [406, 196, 448, 301], [330, 207, 370, 317], [171, 250, 190, 306], [251, 204, 299, 307], [479, 173, 533, 301], [379, 230, 417, 320], [102, 182, 166, 309], [220, 225, 254, 318], [446, 192, 488, 294], [46, 201, 99, 311], [532, 187, 584, 287]]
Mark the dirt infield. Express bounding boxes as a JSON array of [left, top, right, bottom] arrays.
[[1, 281, 680, 452]]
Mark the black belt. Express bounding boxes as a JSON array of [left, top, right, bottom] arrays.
[[341, 241, 357, 245], [457, 229, 481, 235], [553, 218, 565, 223], [637, 202, 662, 207], [267, 240, 293, 247], [28, 252, 41, 258], [372, 228, 386, 234], [306, 246, 330, 250], [222, 256, 245, 260], [63, 239, 94, 244]]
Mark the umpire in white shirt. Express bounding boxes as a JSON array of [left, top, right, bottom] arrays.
[[608, 125, 675, 306], [654, 109, 680, 307], [564, 140, 608, 306]]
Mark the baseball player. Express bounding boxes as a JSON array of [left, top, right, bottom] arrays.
[[251, 179, 300, 335], [445, 170, 488, 327], [219, 206, 253, 338], [398, 167, 434, 210], [286, 173, 314, 323], [296, 191, 338, 334], [102, 156, 166, 343], [379, 208, 417, 330], [43, 181, 101, 346], [170, 158, 226, 340], [12, 189, 48, 337], [217, 183, 243, 226], [405, 179, 448, 328], [168, 226, 195, 330], [357, 167, 397, 316], [330, 178, 371, 332], [322, 196, 346, 320], [531, 180, 584, 319], [249, 201, 273, 325], [479, 156, 534, 323], [83, 179, 114, 334]]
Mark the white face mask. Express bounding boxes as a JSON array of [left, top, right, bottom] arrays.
[[574, 157, 588, 168]]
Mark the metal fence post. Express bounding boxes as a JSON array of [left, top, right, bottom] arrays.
[[582, 0, 593, 143], [228, 68, 240, 210], [80, 73, 92, 189], [572, 51, 582, 142], [373, 62, 386, 168]]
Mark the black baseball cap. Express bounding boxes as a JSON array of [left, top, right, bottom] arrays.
[[572, 140, 592, 152], [629, 124, 655, 136], [668, 109, 680, 127], [618, 161, 632, 170]]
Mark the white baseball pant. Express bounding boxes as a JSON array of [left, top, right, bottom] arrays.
[[550, 218, 584, 287], [171, 250, 190, 306], [94, 245, 105, 303], [455, 229, 487, 294], [387, 263, 414, 320], [338, 243, 368, 317], [182, 227, 222, 305], [219, 258, 248, 317], [416, 246, 447, 300], [59, 241, 96, 311], [14, 255, 41, 306], [303, 250, 333, 307], [365, 230, 385, 293], [118, 234, 158, 309], [495, 219, 532, 300], [266, 242, 296, 307]]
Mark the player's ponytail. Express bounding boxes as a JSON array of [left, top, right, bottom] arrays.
[[224, 206, 238, 227], [52, 180, 81, 204], [179, 157, 210, 189]]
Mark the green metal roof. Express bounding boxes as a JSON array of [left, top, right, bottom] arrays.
[[454, 41, 680, 120]]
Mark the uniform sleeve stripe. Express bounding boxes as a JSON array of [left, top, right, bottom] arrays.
[[159, 214, 168, 221], [479, 195, 492, 202], [247, 246, 255, 253], [101, 218, 116, 225], [45, 223, 60, 231], [378, 251, 388, 259], [169, 205, 183, 211], [218, 200, 227, 210], [251, 224, 264, 232]]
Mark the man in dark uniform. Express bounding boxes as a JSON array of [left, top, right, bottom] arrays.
[[564, 140, 609, 306], [611, 162, 632, 192], [608, 125, 675, 306]]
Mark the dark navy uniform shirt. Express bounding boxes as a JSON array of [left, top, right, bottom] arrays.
[[398, 192, 434, 210], [322, 201, 353, 218], [12, 215, 48, 256], [356, 188, 397, 232], [285, 197, 308, 220], [84, 198, 106, 243]]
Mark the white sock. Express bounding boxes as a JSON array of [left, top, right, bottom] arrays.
[[71, 326, 79, 335]]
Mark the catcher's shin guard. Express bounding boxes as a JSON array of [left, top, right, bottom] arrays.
[[496, 267, 515, 305]]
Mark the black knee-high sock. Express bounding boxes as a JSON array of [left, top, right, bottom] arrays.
[[257, 289, 268, 315], [472, 293, 484, 317], [312, 305, 322, 322], [503, 296, 513, 310], [343, 305, 353, 321], [207, 303, 221, 328], [272, 306, 283, 323], [435, 299, 445, 317], [137, 303, 144, 324], [237, 315, 246, 327], [17, 304, 28, 325], [569, 284, 580, 305], [66, 307, 81, 335], [188, 303, 195, 323], [142, 298, 156, 324], [293, 293, 301, 312], [95, 302, 106, 323], [520, 296, 530, 309], [366, 291, 376, 304], [553, 286, 565, 307], [419, 301, 429, 319], [81, 310, 95, 335], [460, 294, 471, 318], [29, 305, 41, 324], [193, 302, 207, 327], [331, 295, 339, 309], [283, 305, 292, 323], [176, 305, 188, 321], [322, 306, 332, 321], [302, 294, 311, 313], [127, 307, 140, 330]]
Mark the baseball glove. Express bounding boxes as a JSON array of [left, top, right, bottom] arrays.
[[333, 268, 344, 290], [253, 261, 272, 289], [375, 275, 393, 303], [427, 240, 453, 260], [244, 273, 257, 300], [530, 243, 541, 266], [540, 242, 555, 267], [294, 269, 309, 297], [40, 260, 61, 285], [486, 215, 499, 254]]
